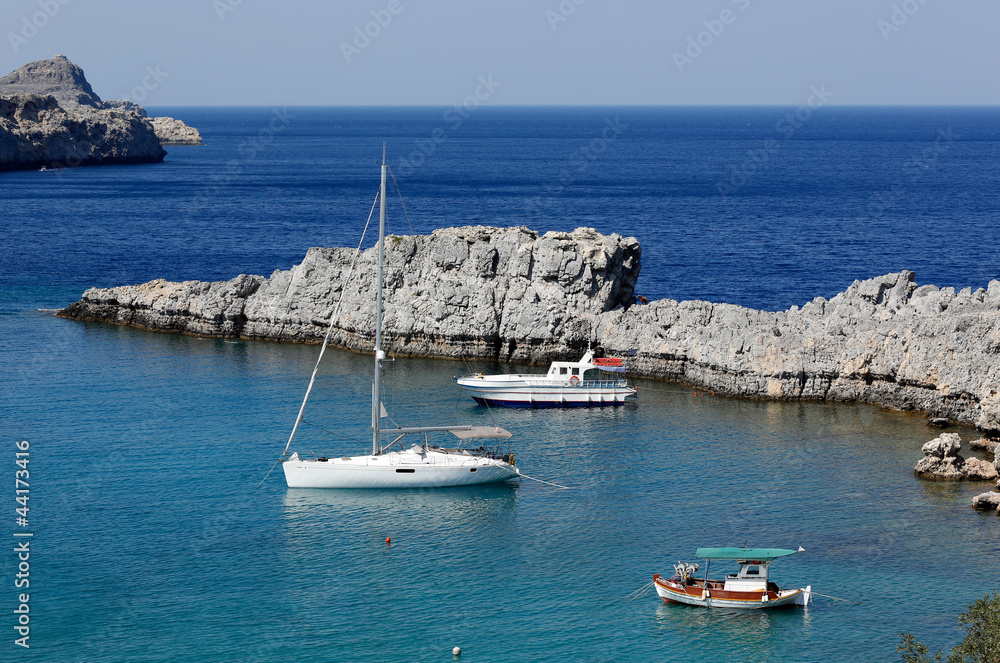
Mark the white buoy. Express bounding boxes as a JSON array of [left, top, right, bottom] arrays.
[[452, 646, 461, 656]]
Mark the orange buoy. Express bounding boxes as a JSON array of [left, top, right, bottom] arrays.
[[386, 537, 391, 545]]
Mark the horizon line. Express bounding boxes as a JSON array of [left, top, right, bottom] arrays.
[[140, 103, 1000, 109]]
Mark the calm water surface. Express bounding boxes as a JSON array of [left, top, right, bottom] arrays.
[[3, 107, 999, 662]]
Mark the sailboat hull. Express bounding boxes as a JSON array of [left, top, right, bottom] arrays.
[[282, 450, 519, 489]]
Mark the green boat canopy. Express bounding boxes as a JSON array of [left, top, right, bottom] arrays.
[[695, 547, 801, 562]]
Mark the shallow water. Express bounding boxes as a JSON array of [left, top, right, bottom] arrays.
[[3, 307, 997, 661]]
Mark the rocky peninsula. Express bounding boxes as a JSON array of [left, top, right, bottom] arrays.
[[59, 225, 1000, 437], [0, 55, 201, 171]]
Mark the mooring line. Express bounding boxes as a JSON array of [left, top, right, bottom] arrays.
[[516, 472, 571, 489], [810, 591, 861, 605], [625, 581, 656, 601], [258, 457, 283, 488]]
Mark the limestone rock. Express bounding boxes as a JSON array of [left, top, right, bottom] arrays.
[[922, 433, 962, 459], [914, 433, 998, 481], [151, 116, 203, 145], [103, 100, 147, 116], [61, 226, 640, 361], [0, 54, 102, 108], [0, 93, 164, 170], [0, 56, 165, 171], [55, 232, 1000, 436], [964, 457, 999, 481], [914, 455, 965, 481], [969, 437, 999, 453], [971, 492, 1000, 512]]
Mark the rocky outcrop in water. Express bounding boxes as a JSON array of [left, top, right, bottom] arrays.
[[101, 100, 202, 145], [150, 116, 203, 145], [972, 491, 1000, 515], [914, 433, 965, 481], [59, 225, 1000, 434], [0, 55, 201, 170], [60, 226, 640, 360], [605, 270, 1000, 434], [913, 433, 998, 481]]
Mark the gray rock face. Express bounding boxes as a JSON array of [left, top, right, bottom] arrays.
[[922, 433, 962, 459], [103, 100, 147, 116], [0, 93, 165, 170], [964, 457, 999, 481], [602, 270, 1000, 434], [914, 455, 966, 482], [0, 55, 174, 171], [60, 226, 640, 362], [913, 433, 998, 481], [971, 492, 1000, 514], [58, 226, 1000, 433], [0, 54, 102, 108], [150, 116, 203, 145], [969, 437, 999, 453]]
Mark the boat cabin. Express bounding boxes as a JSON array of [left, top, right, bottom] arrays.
[[723, 561, 773, 592], [544, 351, 625, 380], [545, 351, 595, 379]]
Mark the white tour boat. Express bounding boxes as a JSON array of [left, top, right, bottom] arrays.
[[654, 547, 812, 610], [279, 148, 520, 489], [455, 350, 637, 408]]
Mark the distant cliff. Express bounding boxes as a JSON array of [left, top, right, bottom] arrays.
[[0, 55, 201, 171], [0, 92, 164, 170], [58, 225, 1000, 433]]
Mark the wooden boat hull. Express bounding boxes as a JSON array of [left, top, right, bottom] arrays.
[[653, 575, 811, 610], [283, 450, 519, 489]]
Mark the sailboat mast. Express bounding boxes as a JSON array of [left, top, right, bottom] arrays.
[[372, 145, 387, 456]]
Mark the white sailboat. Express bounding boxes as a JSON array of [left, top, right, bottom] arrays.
[[280, 148, 520, 489]]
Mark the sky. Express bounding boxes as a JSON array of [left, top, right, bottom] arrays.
[[1, 0, 997, 106]]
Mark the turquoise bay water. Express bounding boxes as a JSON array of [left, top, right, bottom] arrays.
[[4, 107, 1000, 661], [4, 303, 998, 662]]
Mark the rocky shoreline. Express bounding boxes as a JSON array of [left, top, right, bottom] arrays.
[[0, 55, 201, 171], [59, 224, 1000, 437]]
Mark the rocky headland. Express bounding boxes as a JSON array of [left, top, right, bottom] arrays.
[[0, 55, 201, 171], [59, 225, 1000, 438]]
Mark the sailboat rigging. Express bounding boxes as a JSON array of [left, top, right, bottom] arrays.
[[280, 147, 520, 488]]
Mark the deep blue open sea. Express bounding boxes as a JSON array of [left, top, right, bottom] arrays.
[[2, 107, 1000, 662]]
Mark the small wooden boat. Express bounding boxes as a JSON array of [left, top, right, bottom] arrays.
[[455, 350, 637, 408], [654, 547, 811, 609]]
